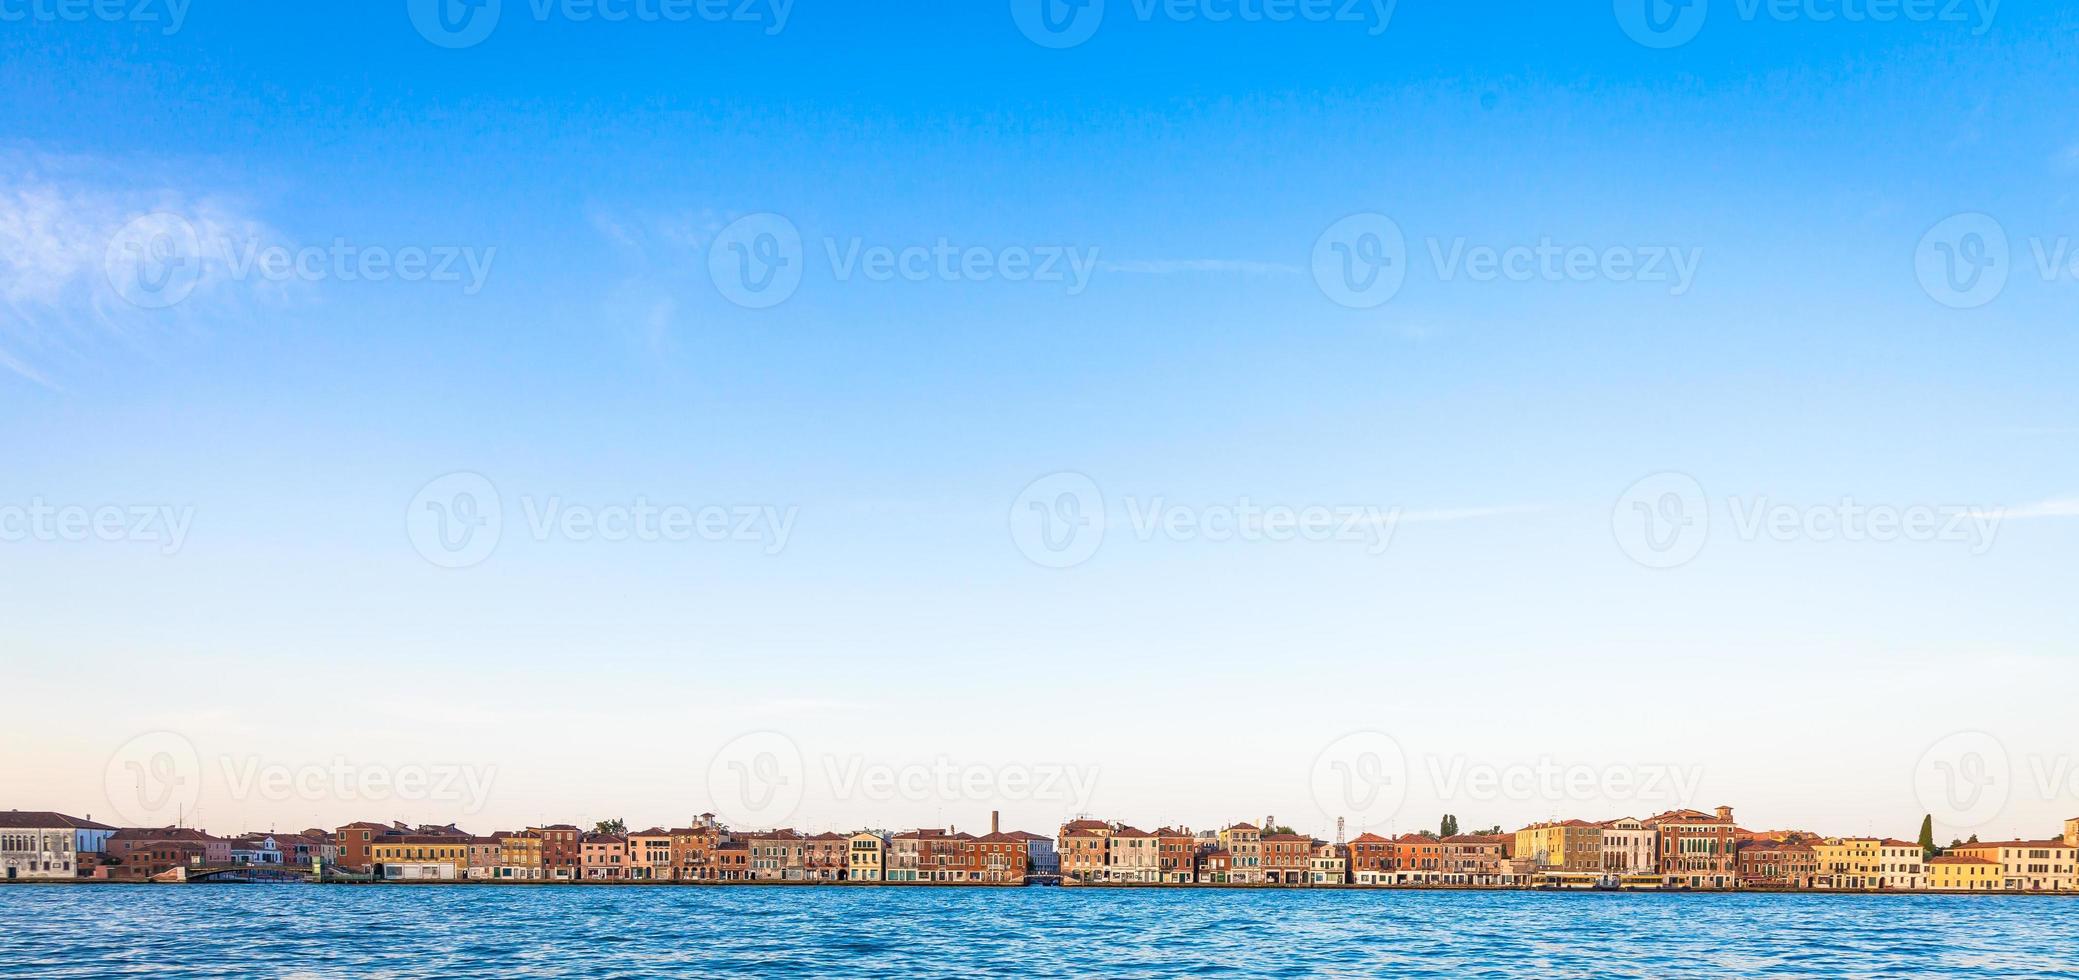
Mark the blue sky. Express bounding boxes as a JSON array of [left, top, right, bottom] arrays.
[[3, 2, 2077, 842]]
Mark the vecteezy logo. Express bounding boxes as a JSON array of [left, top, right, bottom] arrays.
[[1613, 471, 1710, 569], [1312, 213, 1407, 309], [104, 213, 204, 310], [408, 0, 503, 48], [1913, 731, 2010, 829], [406, 472, 503, 569], [1011, 0, 1104, 48], [1008, 471, 1106, 568], [104, 731, 202, 827], [706, 731, 805, 827], [1615, 0, 1709, 48], [1310, 731, 1407, 826], [708, 212, 805, 309], [1914, 212, 2009, 310]]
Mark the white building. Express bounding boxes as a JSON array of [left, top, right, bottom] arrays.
[[0, 811, 114, 880], [1598, 818, 1657, 877], [1104, 828, 1161, 883]]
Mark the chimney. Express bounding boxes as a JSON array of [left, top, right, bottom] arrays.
[[991, 811, 1000, 835]]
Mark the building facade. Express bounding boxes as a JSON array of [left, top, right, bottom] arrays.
[[1648, 807, 1738, 888]]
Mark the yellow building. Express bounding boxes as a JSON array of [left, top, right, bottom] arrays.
[[1514, 821, 1602, 875], [370, 836, 469, 880], [1812, 838, 1881, 889], [847, 832, 886, 881], [1948, 840, 2077, 892], [1928, 856, 2001, 892], [496, 831, 544, 880]]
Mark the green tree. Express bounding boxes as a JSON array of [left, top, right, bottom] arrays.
[[1439, 814, 1460, 837], [1917, 814, 1936, 859], [595, 818, 627, 835]]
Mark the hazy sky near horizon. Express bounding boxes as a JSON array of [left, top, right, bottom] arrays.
[[2, 2, 2076, 845]]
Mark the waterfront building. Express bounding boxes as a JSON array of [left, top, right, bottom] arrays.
[[0, 811, 112, 879], [1812, 838, 1878, 889], [1647, 807, 1738, 889], [372, 835, 468, 880], [1438, 834, 1512, 885], [109, 827, 230, 867], [712, 840, 750, 880], [100, 836, 204, 879], [888, 830, 929, 882], [1348, 832, 1393, 885], [1309, 843, 1348, 885], [805, 832, 848, 881], [1391, 833, 1443, 884], [1736, 839, 1816, 888], [626, 828, 671, 881], [746, 829, 804, 881], [1155, 828, 1197, 883], [532, 825, 581, 881], [274, 832, 332, 867], [499, 830, 544, 880], [2066, 818, 2078, 849], [1105, 827, 1160, 883], [1261, 831, 1314, 885], [1928, 855, 2002, 892], [1197, 849, 1233, 883], [1216, 823, 1263, 884], [1006, 829, 1058, 877], [847, 831, 887, 881], [1057, 819, 1112, 882], [335, 821, 393, 871], [1946, 840, 2078, 892], [671, 821, 722, 882], [1597, 818, 1656, 877], [466, 836, 502, 879], [1877, 839, 1924, 891], [579, 833, 626, 880], [970, 830, 1032, 884], [1514, 821, 1602, 881], [229, 835, 282, 865]]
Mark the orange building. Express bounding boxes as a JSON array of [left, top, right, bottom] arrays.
[[334, 821, 394, 871], [579, 833, 626, 880], [1156, 828, 1198, 883], [1348, 832, 1394, 885], [1058, 819, 1112, 882], [1261, 832, 1314, 885]]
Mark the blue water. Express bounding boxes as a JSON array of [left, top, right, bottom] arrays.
[[2, 885, 2075, 977]]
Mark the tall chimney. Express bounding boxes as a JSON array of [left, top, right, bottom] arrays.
[[991, 811, 1000, 835]]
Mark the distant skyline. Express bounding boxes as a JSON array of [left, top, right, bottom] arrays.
[[3, 4, 2076, 842]]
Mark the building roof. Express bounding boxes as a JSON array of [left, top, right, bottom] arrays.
[[0, 811, 117, 830], [1928, 855, 1999, 865], [1951, 839, 2072, 850], [1060, 819, 1111, 833]]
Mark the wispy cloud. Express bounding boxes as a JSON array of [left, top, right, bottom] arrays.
[[0, 146, 283, 386], [1983, 498, 2079, 521]]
